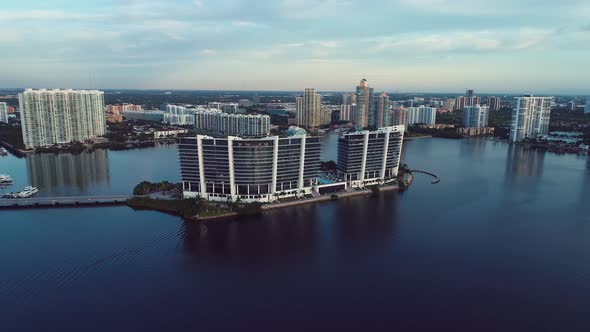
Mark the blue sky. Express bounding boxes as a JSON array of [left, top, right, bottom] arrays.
[[0, 0, 589, 94]]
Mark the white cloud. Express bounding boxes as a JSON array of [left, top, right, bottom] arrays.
[[200, 49, 217, 55]]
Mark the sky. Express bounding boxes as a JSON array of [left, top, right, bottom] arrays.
[[0, 0, 589, 94]]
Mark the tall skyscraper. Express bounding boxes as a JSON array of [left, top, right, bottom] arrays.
[[463, 105, 490, 128], [253, 94, 260, 106], [376, 92, 391, 127], [488, 96, 501, 111], [0, 102, 7, 123], [406, 106, 437, 125], [355, 79, 374, 129], [339, 105, 354, 121], [585, 98, 590, 114], [342, 93, 355, 106], [455, 96, 466, 110], [443, 99, 455, 111], [391, 107, 408, 129], [466, 89, 475, 98], [296, 88, 322, 130], [509, 95, 553, 143], [19, 89, 106, 149]]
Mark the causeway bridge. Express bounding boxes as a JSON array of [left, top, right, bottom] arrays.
[[0, 195, 132, 209]]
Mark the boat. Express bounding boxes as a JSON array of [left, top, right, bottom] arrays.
[[0, 147, 7, 156], [17, 186, 39, 198], [0, 174, 13, 184]]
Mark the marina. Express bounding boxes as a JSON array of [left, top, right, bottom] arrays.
[[2, 186, 39, 199]]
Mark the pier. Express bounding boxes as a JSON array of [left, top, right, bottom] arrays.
[[410, 170, 440, 184], [0, 195, 132, 209]]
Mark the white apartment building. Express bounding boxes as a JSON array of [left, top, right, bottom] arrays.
[[337, 126, 405, 188], [164, 105, 196, 126], [194, 109, 270, 137], [463, 105, 490, 128], [19, 89, 106, 149], [0, 102, 8, 123], [296, 88, 322, 129], [406, 106, 437, 125], [509, 96, 554, 143]]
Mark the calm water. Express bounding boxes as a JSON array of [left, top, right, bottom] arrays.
[[1, 137, 590, 331]]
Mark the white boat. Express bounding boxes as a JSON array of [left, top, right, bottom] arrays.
[[0, 174, 13, 184], [17, 186, 39, 198], [0, 147, 7, 156]]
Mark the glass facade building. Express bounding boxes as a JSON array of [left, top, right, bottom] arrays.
[[179, 135, 321, 202]]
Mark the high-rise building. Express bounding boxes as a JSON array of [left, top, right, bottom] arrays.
[[194, 110, 270, 137], [223, 103, 239, 114], [320, 108, 333, 126], [466, 89, 475, 98], [296, 88, 322, 130], [178, 134, 321, 202], [107, 104, 142, 114], [443, 99, 455, 111], [164, 105, 195, 125], [463, 105, 490, 128], [585, 98, 590, 114], [567, 101, 577, 111], [509, 95, 554, 143], [406, 106, 437, 125], [0, 102, 7, 123], [455, 96, 466, 110], [208, 102, 222, 110], [391, 107, 408, 129], [355, 79, 374, 129], [342, 93, 356, 106], [376, 92, 391, 127], [19, 89, 106, 149], [339, 104, 354, 121], [488, 96, 501, 111], [253, 94, 260, 106], [337, 126, 404, 188]]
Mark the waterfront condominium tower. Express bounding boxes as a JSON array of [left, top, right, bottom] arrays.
[[488, 96, 501, 111], [296, 88, 322, 130], [355, 79, 374, 129], [455, 96, 466, 110], [0, 102, 7, 123], [376, 92, 391, 128], [18, 88, 106, 149], [194, 109, 270, 137], [178, 134, 321, 202], [509, 95, 554, 143], [463, 105, 490, 128], [337, 126, 405, 188], [585, 98, 590, 114], [391, 107, 408, 129], [406, 106, 437, 125]]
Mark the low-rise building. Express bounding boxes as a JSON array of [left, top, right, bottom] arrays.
[[457, 127, 495, 136], [153, 129, 189, 139]]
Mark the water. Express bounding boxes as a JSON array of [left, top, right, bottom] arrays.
[[1, 138, 589, 331], [0, 144, 179, 197]]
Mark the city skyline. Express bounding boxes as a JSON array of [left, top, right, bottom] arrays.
[[1, 1, 589, 94]]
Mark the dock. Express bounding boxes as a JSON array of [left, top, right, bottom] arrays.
[[0, 195, 132, 209]]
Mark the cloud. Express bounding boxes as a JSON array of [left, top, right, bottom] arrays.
[[200, 49, 217, 55], [0, 10, 100, 21], [370, 28, 555, 53]]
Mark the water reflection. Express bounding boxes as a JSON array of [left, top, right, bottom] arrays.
[[460, 137, 487, 158], [181, 207, 320, 264], [505, 144, 545, 178], [180, 192, 400, 264], [26, 150, 110, 196]]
